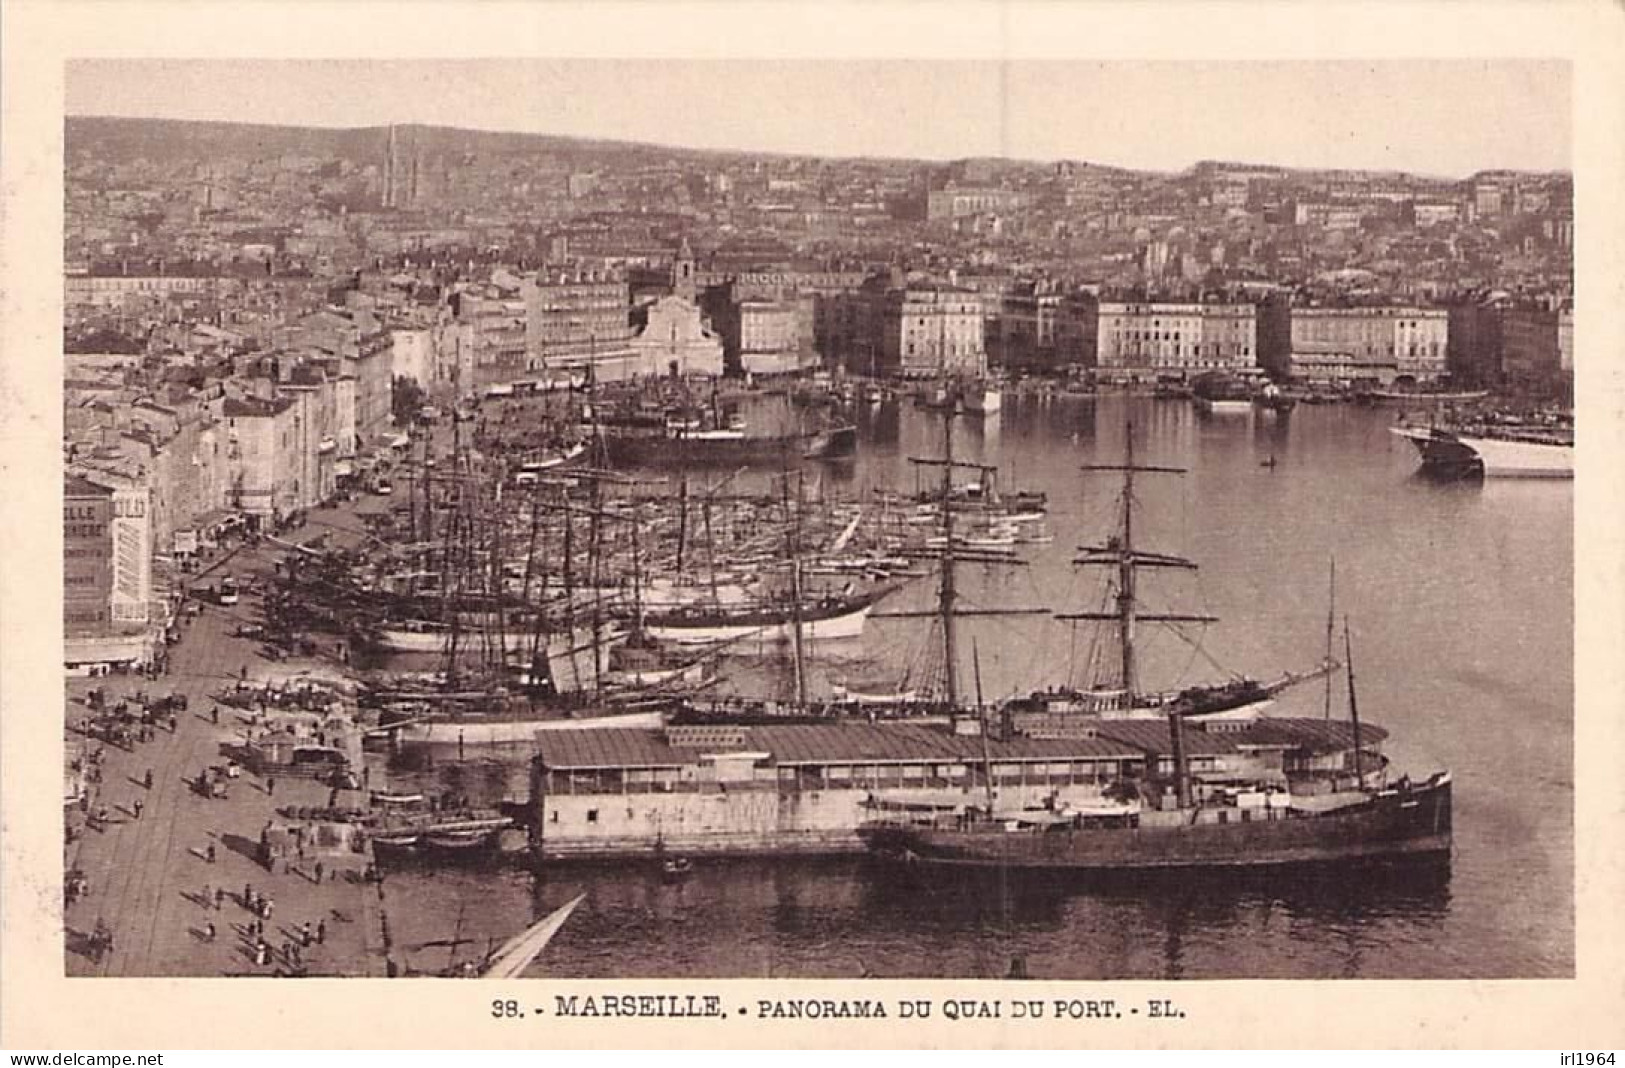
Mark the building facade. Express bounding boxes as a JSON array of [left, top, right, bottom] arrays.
[[522, 270, 636, 381], [710, 284, 816, 377], [63, 476, 115, 637], [1094, 302, 1258, 382], [223, 394, 305, 521], [1288, 307, 1447, 385], [1501, 304, 1573, 389], [880, 286, 987, 378], [926, 186, 1025, 222], [992, 285, 1095, 374], [623, 295, 725, 379]]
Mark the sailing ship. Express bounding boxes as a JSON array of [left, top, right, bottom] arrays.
[[858, 424, 1453, 872], [418, 893, 586, 978], [1392, 422, 1573, 479]]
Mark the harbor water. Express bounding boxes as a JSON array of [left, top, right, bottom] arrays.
[[384, 394, 1573, 979]]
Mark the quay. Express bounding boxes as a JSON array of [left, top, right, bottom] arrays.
[[63, 501, 400, 978]]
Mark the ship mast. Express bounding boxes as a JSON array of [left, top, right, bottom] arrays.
[[785, 468, 809, 710], [1062, 422, 1210, 698], [1323, 559, 1337, 720], [938, 409, 959, 707], [1343, 618, 1365, 790], [1061, 421, 1213, 809]]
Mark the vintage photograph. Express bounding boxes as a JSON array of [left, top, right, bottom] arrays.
[[56, 57, 1573, 983]]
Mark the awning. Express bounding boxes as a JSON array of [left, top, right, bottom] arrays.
[[334, 460, 355, 477], [389, 433, 411, 449]]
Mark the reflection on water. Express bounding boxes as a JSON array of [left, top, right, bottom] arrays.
[[384, 395, 1572, 979]]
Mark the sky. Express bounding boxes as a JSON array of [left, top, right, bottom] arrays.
[[65, 59, 1571, 177]]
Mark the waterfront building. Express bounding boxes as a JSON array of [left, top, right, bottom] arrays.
[[992, 283, 1095, 374], [1446, 297, 1506, 387], [623, 295, 725, 379], [221, 393, 307, 522], [706, 280, 816, 377], [68, 467, 154, 631], [1094, 302, 1258, 383], [454, 288, 530, 388], [1288, 307, 1448, 385], [529, 724, 1142, 858], [1500, 302, 1574, 391], [880, 285, 986, 379], [63, 476, 115, 637], [520, 269, 637, 382]]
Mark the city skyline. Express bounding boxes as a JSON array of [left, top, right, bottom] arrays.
[[66, 59, 1571, 178]]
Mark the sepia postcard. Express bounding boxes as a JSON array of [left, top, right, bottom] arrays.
[[2, 0, 1623, 1050]]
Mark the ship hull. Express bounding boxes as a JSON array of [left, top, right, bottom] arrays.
[[396, 708, 666, 747], [601, 426, 855, 467], [644, 600, 874, 644], [1394, 428, 1572, 479], [860, 775, 1451, 872], [1194, 397, 1253, 415]]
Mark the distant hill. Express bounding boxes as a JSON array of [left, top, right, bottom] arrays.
[[65, 116, 703, 167], [64, 115, 1569, 182]]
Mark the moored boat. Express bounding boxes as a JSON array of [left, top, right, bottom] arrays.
[[1192, 373, 1255, 414], [1392, 425, 1573, 479], [859, 422, 1452, 875], [643, 585, 892, 645]]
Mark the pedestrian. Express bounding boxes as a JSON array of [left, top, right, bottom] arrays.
[[207, 842, 217, 864], [314, 860, 324, 883], [214, 886, 224, 910], [203, 921, 215, 942], [266, 776, 275, 796], [143, 769, 153, 790], [301, 921, 313, 948], [243, 882, 253, 907], [265, 897, 274, 920], [316, 919, 326, 945], [211, 706, 219, 725], [132, 798, 143, 820]]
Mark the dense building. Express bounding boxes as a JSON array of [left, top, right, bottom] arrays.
[[63, 476, 115, 637], [880, 286, 987, 378], [1446, 299, 1506, 387], [926, 186, 1025, 222], [64, 264, 215, 309], [991, 283, 1094, 374], [455, 289, 530, 388], [707, 280, 816, 377], [74, 468, 154, 631], [391, 327, 436, 387], [521, 270, 636, 381], [1287, 307, 1448, 385], [1501, 304, 1574, 389], [222, 393, 306, 521], [1094, 302, 1258, 382]]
